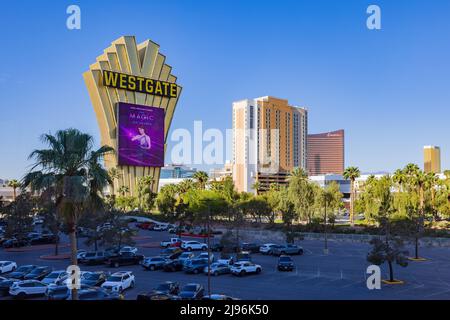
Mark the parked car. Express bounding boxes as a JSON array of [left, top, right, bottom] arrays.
[[141, 256, 167, 271], [0, 261, 17, 274], [277, 255, 295, 271], [78, 287, 124, 300], [8, 265, 37, 280], [230, 262, 262, 276], [23, 266, 52, 280], [178, 252, 195, 265], [217, 253, 235, 265], [271, 244, 304, 256], [163, 259, 184, 272], [0, 278, 19, 296], [202, 294, 239, 300], [153, 224, 168, 231], [81, 271, 108, 287], [42, 271, 68, 285], [210, 243, 224, 252], [136, 281, 180, 300], [183, 258, 209, 274], [236, 251, 252, 262], [160, 237, 182, 248], [29, 234, 57, 245], [197, 252, 215, 262], [80, 251, 107, 265], [119, 246, 138, 254], [107, 252, 144, 268], [259, 243, 278, 255], [241, 242, 260, 253], [178, 283, 204, 300], [136, 222, 154, 230], [45, 284, 91, 300], [160, 247, 183, 260], [9, 280, 48, 298], [101, 271, 135, 293], [204, 263, 231, 276], [2, 238, 29, 248], [181, 241, 208, 251], [77, 250, 87, 261]]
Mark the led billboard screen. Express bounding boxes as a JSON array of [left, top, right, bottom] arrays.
[[117, 102, 164, 167]]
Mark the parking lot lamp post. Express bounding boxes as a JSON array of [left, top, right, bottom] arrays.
[[200, 199, 212, 296], [207, 204, 211, 296], [324, 194, 329, 255]]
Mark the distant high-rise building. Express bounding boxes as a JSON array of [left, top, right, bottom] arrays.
[[424, 146, 441, 173], [232, 96, 308, 193], [307, 130, 345, 175]]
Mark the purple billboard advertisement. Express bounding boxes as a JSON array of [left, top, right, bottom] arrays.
[[117, 102, 164, 167]]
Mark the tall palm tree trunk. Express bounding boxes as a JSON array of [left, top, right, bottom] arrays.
[[388, 261, 394, 282], [350, 180, 355, 226]]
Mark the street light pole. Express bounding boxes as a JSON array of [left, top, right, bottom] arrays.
[[207, 203, 211, 297]]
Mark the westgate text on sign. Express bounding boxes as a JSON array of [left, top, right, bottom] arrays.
[[102, 70, 178, 98]]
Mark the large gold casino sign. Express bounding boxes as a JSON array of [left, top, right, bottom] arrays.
[[83, 36, 182, 196]]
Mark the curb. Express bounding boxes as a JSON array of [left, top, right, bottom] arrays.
[[382, 279, 404, 285], [5, 244, 69, 253], [40, 254, 70, 260]]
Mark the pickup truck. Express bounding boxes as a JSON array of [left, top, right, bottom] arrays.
[[160, 238, 182, 248], [107, 252, 145, 268]]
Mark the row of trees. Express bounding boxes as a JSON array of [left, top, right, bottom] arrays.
[[154, 167, 343, 244]]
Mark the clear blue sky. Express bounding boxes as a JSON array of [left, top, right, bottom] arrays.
[[1, 0, 449, 179]]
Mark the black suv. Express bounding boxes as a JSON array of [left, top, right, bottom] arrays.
[[136, 281, 180, 300], [107, 252, 144, 267], [277, 255, 295, 271]]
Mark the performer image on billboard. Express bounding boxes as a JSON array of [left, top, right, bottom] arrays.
[[117, 102, 164, 167]]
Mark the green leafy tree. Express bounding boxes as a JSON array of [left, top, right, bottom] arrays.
[[3, 194, 34, 239], [193, 171, 209, 190], [7, 179, 21, 201], [367, 237, 409, 282], [136, 176, 156, 212]]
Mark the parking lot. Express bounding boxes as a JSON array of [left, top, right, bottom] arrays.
[[2, 224, 450, 300]]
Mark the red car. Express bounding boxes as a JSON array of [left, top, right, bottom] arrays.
[[136, 222, 154, 230]]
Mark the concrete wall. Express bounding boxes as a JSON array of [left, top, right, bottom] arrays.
[[217, 228, 450, 248]]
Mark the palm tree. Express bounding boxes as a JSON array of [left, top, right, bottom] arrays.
[[108, 167, 121, 195], [252, 181, 261, 195], [7, 179, 20, 201], [343, 166, 361, 226], [118, 185, 129, 197], [193, 171, 209, 190], [22, 129, 113, 300], [392, 169, 407, 192], [288, 167, 308, 181], [403, 164, 427, 259]]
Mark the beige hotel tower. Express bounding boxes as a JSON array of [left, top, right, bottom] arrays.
[[232, 96, 308, 193], [424, 146, 441, 173]]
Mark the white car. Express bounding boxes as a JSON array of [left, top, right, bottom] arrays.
[[0, 261, 17, 274], [77, 250, 87, 260], [197, 252, 215, 262], [230, 262, 262, 276], [119, 246, 138, 254], [101, 271, 135, 293], [259, 243, 278, 255], [181, 241, 208, 251], [153, 224, 168, 231], [217, 254, 234, 265], [42, 271, 68, 285], [9, 280, 48, 298]]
